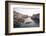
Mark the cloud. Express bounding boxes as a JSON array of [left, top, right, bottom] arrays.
[[14, 7, 40, 16]]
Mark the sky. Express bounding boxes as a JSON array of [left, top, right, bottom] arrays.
[[14, 7, 40, 16]]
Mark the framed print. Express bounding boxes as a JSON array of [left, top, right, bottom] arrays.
[[5, 1, 45, 35]]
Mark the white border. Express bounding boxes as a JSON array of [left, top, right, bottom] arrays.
[[8, 3, 43, 33]]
